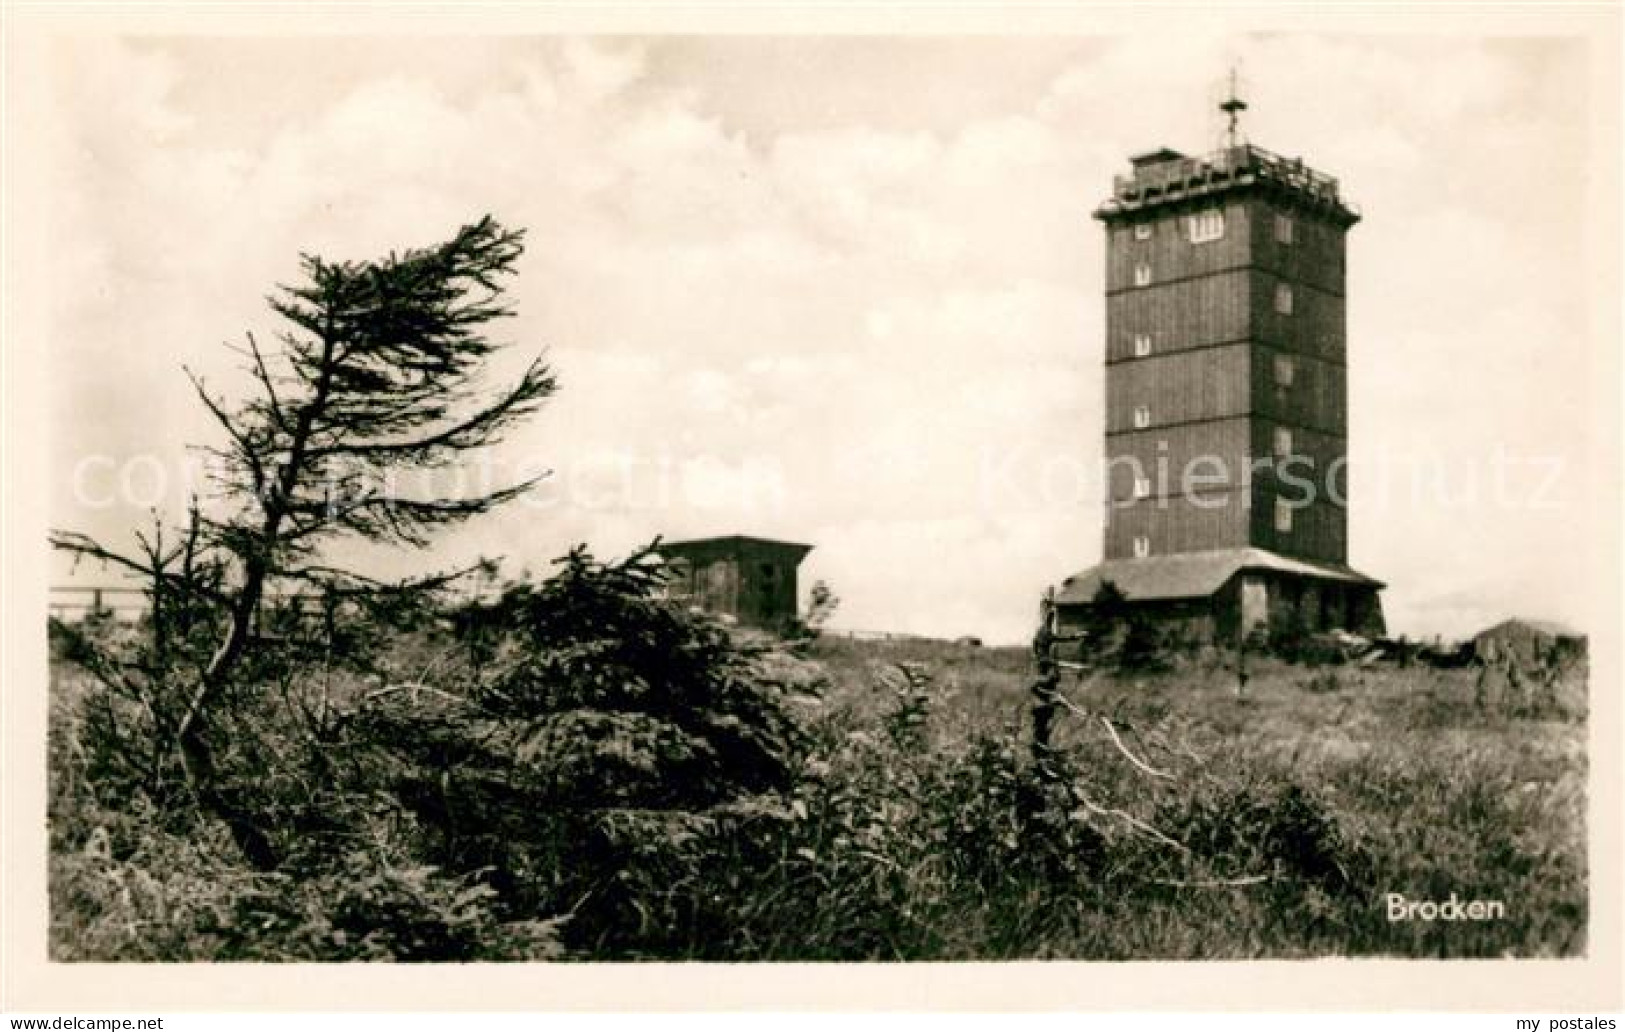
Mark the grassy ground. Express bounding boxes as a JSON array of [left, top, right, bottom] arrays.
[[800, 636, 1587, 958], [48, 627, 1587, 961]]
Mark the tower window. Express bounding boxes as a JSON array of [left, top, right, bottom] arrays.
[[1187, 209, 1225, 243], [1133, 535, 1151, 558], [1274, 283, 1294, 314], [1133, 476, 1152, 500], [1133, 263, 1152, 287], [1275, 214, 1295, 245], [1133, 223, 1153, 241], [1273, 355, 1296, 387], [1274, 499, 1294, 533], [1133, 333, 1153, 357], [1133, 405, 1151, 429], [1273, 427, 1294, 457]]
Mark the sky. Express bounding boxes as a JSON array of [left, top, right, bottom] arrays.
[[40, 31, 1610, 644]]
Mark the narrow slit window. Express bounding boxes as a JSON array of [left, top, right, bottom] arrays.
[[1275, 214, 1295, 244], [1274, 427, 1294, 457], [1133, 405, 1151, 429], [1134, 262, 1153, 287], [1134, 333, 1153, 357], [1274, 283, 1294, 315], [1133, 535, 1151, 558], [1273, 355, 1296, 388], [1133, 476, 1152, 500], [1274, 499, 1294, 533]]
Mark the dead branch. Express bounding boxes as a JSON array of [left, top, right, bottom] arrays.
[[363, 682, 477, 707], [1151, 874, 1270, 888], [1100, 715, 1173, 779], [1072, 792, 1190, 854]]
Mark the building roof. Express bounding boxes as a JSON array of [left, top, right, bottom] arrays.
[[1473, 617, 1584, 641], [1053, 547, 1383, 606], [656, 534, 814, 558]]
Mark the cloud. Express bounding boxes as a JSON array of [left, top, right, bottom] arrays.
[[44, 34, 1604, 643]]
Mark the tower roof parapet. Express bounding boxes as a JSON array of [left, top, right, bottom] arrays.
[[1095, 143, 1359, 226]]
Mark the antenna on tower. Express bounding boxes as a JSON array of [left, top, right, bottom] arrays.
[[1218, 66, 1248, 149]]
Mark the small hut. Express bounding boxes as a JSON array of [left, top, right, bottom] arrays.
[[1473, 618, 1586, 670], [654, 535, 813, 631]]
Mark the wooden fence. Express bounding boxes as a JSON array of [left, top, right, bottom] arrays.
[[48, 586, 150, 621], [48, 585, 331, 623]]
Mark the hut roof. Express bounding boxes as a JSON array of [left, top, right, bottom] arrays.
[[1473, 617, 1583, 642], [1053, 548, 1383, 605], [655, 535, 814, 560]]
